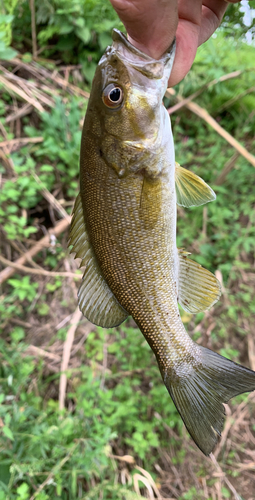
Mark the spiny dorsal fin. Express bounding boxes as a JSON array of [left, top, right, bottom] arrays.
[[175, 163, 216, 207], [69, 193, 128, 327], [178, 249, 221, 313]]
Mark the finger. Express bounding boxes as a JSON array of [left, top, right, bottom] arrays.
[[168, 20, 199, 87], [168, 0, 229, 86], [168, 0, 203, 87], [177, 0, 203, 27], [198, 0, 228, 45], [109, 0, 178, 59]]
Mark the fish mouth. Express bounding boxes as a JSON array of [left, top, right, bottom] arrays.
[[111, 29, 176, 80]]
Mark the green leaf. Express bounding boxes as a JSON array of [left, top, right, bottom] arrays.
[[75, 26, 90, 43], [21, 52, 32, 62], [17, 483, 29, 500], [2, 426, 14, 441], [73, 17, 85, 28], [59, 23, 73, 35], [40, 164, 54, 172], [37, 303, 50, 316], [0, 47, 18, 60]]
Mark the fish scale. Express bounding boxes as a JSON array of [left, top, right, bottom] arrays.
[[69, 29, 255, 456], [85, 174, 186, 361]]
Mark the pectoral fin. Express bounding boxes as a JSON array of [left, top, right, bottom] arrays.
[[178, 249, 221, 313], [139, 176, 162, 229], [175, 163, 216, 207], [69, 193, 128, 327], [78, 258, 128, 328]]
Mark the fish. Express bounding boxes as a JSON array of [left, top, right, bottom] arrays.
[[69, 29, 255, 456]]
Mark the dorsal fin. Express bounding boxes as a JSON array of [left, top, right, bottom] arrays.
[[69, 193, 128, 327]]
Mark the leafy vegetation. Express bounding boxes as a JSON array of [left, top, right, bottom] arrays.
[[0, 1, 255, 499], [12, 0, 122, 83]]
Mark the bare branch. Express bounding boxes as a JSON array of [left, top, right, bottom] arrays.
[[0, 218, 71, 284], [166, 88, 255, 168], [0, 254, 81, 279], [59, 307, 83, 410]]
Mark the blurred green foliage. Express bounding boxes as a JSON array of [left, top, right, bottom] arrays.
[[0, 322, 181, 498], [12, 0, 122, 82], [0, 0, 18, 58], [0, 1, 255, 499]]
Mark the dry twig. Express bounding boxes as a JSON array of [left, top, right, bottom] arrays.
[[0, 65, 55, 107], [71, 323, 94, 357], [59, 306, 83, 410], [213, 405, 233, 460], [30, 0, 37, 58], [6, 103, 33, 123], [168, 69, 247, 115], [248, 334, 255, 371], [0, 149, 15, 173], [218, 85, 255, 112], [0, 254, 81, 279], [10, 318, 32, 329], [109, 454, 135, 464], [9, 58, 90, 99], [0, 136, 43, 152], [31, 171, 70, 220], [0, 121, 16, 172], [0, 74, 44, 112], [215, 151, 240, 185], [210, 453, 242, 500], [25, 345, 62, 363], [134, 465, 163, 499], [166, 88, 255, 168], [0, 218, 70, 284]]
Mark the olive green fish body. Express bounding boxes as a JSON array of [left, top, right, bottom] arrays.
[[80, 63, 194, 372], [70, 30, 255, 456], [81, 146, 196, 366]]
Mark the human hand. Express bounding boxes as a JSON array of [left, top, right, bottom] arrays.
[[109, 0, 241, 86]]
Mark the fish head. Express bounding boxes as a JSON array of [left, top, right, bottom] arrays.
[[86, 30, 175, 178]]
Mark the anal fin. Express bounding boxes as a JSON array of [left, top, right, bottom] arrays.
[[69, 193, 128, 327], [175, 162, 216, 207], [178, 249, 221, 313]]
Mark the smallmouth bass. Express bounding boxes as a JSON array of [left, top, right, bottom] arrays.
[[69, 29, 255, 456]]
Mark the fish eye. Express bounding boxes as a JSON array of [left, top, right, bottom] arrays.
[[102, 84, 124, 108]]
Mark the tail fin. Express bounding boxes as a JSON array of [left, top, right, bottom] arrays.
[[162, 346, 255, 455]]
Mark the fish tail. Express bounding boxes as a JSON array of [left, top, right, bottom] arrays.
[[161, 346, 255, 455]]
